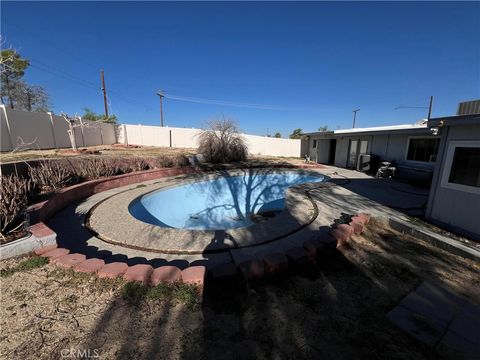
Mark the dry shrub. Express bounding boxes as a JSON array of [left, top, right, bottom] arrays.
[[73, 158, 123, 179], [29, 160, 77, 193], [0, 175, 32, 239], [150, 154, 190, 168], [72, 157, 152, 180], [126, 158, 150, 172], [198, 119, 248, 163]]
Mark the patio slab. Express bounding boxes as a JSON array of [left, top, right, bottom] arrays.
[[387, 281, 480, 358]]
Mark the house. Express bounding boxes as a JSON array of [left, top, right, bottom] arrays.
[[301, 99, 480, 240], [302, 121, 440, 182], [425, 100, 480, 240]]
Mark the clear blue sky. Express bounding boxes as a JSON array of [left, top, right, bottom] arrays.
[[2, 1, 479, 136]]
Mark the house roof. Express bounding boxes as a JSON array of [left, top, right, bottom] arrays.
[[428, 113, 480, 128], [303, 122, 428, 137]]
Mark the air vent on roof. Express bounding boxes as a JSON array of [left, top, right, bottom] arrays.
[[457, 100, 480, 115]]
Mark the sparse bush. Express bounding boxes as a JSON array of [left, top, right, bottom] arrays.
[[127, 158, 150, 172], [29, 160, 77, 193], [150, 154, 190, 168], [0, 174, 32, 240], [72, 158, 123, 179], [198, 119, 248, 163]]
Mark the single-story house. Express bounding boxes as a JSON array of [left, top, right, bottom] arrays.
[[426, 106, 480, 240], [301, 121, 440, 182], [301, 99, 480, 240]]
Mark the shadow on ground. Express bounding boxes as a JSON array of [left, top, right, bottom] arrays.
[[73, 221, 480, 360]]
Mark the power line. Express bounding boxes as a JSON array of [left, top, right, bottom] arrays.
[[164, 93, 320, 112]]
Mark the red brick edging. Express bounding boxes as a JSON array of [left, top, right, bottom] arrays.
[[33, 212, 370, 288]]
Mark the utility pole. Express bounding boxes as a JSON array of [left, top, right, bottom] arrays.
[[352, 109, 360, 128], [100, 69, 109, 118], [394, 96, 434, 120], [427, 96, 433, 120], [157, 90, 165, 127]]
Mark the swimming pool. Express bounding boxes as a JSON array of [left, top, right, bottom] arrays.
[[129, 171, 326, 230]]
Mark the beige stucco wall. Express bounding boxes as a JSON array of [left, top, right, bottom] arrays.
[[119, 124, 301, 157], [0, 106, 116, 152], [1, 107, 300, 157]]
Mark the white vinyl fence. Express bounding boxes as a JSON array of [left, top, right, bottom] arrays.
[[0, 106, 116, 152], [117, 124, 301, 157], [0, 106, 301, 157]]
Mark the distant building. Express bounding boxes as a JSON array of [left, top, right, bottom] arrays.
[[302, 121, 439, 182]]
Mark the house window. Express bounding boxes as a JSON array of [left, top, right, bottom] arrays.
[[312, 140, 317, 148], [406, 138, 440, 162], [448, 147, 480, 187]]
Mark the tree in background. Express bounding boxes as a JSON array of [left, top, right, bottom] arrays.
[[1, 48, 50, 112], [274, 132, 282, 138], [13, 82, 50, 112], [82, 107, 118, 124], [1, 49, 29, 109], [318, 125, 329, 132], [289, 128, 303, 139]]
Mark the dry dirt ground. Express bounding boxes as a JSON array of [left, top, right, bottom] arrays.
[[0, 145, 305, 165], [1, 219, 479, 360], [0, 145, 197, 163]]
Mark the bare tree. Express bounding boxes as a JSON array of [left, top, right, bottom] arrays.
[[198, 118, 248, 163], [61, 112, 104, 151]]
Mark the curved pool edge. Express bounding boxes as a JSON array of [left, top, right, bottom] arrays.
[[86, 168, 327, 254]]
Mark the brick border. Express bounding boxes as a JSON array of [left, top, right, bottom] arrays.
[[35, 212, 370, 288]]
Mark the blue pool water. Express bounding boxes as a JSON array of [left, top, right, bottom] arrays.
[[129, 171, 326, 230]]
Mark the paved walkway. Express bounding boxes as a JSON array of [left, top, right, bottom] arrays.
[[388, 281, 480, 359]]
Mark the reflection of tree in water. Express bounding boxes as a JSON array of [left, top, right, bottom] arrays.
[[187, 168, 323, 228]]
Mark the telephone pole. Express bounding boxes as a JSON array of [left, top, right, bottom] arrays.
[[352, 109, 360, 128], [100, 69, 109, 118], [157, 90, 165, 127], [427, 96, 434, 120]]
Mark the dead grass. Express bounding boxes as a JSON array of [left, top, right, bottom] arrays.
[[0, 145, 196, 164], [1, 221, 479, 359]]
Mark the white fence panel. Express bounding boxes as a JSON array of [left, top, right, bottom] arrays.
[[5, 108, 55, 149], [51, 114, 72, 148], [100, 123, 116, 144], [170, 127, 201, 148], [1, 108, 12, 151], [0, 107, 301, 158]]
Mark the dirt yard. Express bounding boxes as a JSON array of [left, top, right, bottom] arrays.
[[1, 219, 479, 360], [0, 145, 308, 165], [0, 145, 198, 163]]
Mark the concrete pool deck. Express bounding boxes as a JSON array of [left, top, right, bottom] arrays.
[[87, 169, 320, 254], [46, 166, 429, 270]]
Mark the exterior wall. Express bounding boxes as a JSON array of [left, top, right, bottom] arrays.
[[426, 123, 480, 239], [119, 124, 302, 158], [334, 138, 349, 168], [0, 106, 116, 152], [304, 133, 333, 163]]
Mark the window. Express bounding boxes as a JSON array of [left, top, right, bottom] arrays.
[[406, 138, 440, 162], [448, 147, 480, 187], [441, 141, 480, 194], [312, 139, 317, 148]]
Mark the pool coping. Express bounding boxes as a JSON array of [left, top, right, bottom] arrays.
[[85, 168, 325, 254]]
